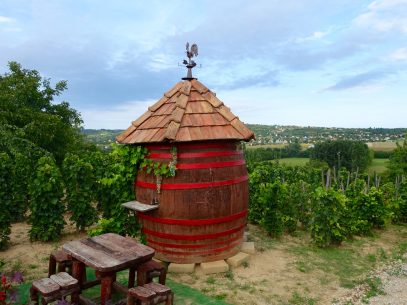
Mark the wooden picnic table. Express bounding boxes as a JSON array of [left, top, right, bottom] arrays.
[[62, 233, 155, 305]]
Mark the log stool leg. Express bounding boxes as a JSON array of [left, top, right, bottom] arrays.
[[49, 250, 73, 277], [136, 260, 167, 286], [48, 254, 57, 277], [128, 267, 136, 288], [127, 286, 156, 305], [29, 286, 39, 305], [144, 282, 173, 305]]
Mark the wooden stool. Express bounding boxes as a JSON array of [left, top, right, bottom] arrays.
[[135, 260, 167, 287], [30, 272, 79, 305], [48, 250, 72, 277], [127, 283, 173, 305], [144, 282, 173, 305]]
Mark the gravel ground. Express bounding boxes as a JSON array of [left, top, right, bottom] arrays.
[[368, 261, 407, 305], [334, 254, 407, 305]]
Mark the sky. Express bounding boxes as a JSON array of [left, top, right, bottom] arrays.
[[1, 0, 407, 129]]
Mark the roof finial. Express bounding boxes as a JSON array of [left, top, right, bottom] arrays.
[[182, 42, 198, 80]]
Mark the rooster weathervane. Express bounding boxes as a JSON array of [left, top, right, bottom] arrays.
[[182, 42, 198, 80]]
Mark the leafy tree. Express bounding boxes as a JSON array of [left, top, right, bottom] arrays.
[[29, 156, 65, 241], [62, 154, 97, 231], [0, 61, 83, 163], [311, 140, 372, 172], [388, 134, 407, 180], [0, 153, 13, 249]]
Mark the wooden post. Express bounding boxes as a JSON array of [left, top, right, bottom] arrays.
[[100, 272, 116, 305], [72, 259, 85, 290]]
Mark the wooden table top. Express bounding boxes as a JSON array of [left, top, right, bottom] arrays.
[[62, 233, 155, 273]]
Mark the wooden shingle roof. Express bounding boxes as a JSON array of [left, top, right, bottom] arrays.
[[116, 79, 255, 144]]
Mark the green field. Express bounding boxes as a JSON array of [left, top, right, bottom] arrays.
[[367, 141, 399, 152], [272, 158, 389, 174], [368, 158, 389, 174], [275, 157, 309, 166]]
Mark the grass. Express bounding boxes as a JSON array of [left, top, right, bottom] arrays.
[[289, 243, 377, 288], [367, 141, 399, 152], [15, 268, 231, 305], [275, 158, 309, 166], [288, 291, 317, 305], [368, 158, 389, 174]]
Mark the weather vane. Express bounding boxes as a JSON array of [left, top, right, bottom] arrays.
[[182, 42, 198, 80]]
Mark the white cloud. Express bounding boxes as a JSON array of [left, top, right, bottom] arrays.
[[81, 100, 154, 129], [389, 47, 407, 60], [354, 0, 407, 32], [0, 16, 14, 23]]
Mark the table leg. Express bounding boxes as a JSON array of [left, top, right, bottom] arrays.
[[100, 272, 116, 305], [72, 259, 85, 289]]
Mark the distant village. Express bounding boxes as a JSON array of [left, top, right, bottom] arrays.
[[82, 125, 407, 150], [246, 125, 406, 146]]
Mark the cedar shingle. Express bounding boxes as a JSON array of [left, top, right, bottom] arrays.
[[180, 81, 192, 96], [116, 125, 136, 142], [154, 103, 175, 116], [217, 105, 236, 122], [180, 113, 228, 127], [175, 94, 189, 109], [189, 90, 205, 101], [185, 101, 215, 114], [117, 79, 254, 143], [191, 80, 209, 94], [150, 128, 166, 142], [139, 115, 168, 129], [231, 118, 255, 140], [164, 121, 180, 140], [148, 96, 168, 112], [175, 127, 192, 142], [164, 81, 183, 98], [171, 107, 185, 123], [132, 111, 153, 127], [203, 92, 223, 108]]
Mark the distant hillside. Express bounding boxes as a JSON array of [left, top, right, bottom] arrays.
[[81, 129, 123, 149], [82, 125, 406, 148], [246, 124, 406, 145]]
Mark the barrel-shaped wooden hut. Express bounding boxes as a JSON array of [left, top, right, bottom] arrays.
[[117, 77, 254, 263]]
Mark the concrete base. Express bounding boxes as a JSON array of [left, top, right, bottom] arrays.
[[241, 242, 255, 254], [226, 252, 250, 267], [200, 260, 229, 274], [167, 263, 195, 273]]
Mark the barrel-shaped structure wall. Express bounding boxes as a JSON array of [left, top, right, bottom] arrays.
[[135, 141, 248, 263]]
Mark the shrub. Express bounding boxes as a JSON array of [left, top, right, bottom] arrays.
[[62, 153, 97, 231], [29, 156, 65, 241], [396, 181, 407, 223], [10, 153, 31, 222], [258, 181, 288, 237], [310, 187, 349, 247], [0, 153, 13, 249]]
